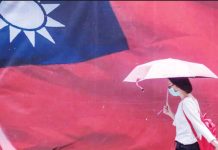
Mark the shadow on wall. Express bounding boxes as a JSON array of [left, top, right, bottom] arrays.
[[52, 132, 135, 150], [23, 132, 135, 150]]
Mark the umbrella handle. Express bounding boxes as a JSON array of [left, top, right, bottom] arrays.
[[166, 87, 169, 106], [157, 88, 169, 116]]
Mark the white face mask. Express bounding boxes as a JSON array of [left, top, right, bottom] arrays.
[[168, 87, 180, 97]]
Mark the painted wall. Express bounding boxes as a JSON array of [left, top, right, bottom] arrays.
[[0, 1, 218, 150]]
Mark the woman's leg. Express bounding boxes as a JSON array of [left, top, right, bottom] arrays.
[[175, 141, 200, 150], [189, 142, 200, 150], [175, 141, 185, 150]]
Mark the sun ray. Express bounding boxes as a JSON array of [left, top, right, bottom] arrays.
[[0, 18, 8, 29], [42, 4, 60, 14], [9, 26, 21, 42], [24, 31, 35, 47], [46, 16, 65, 27], [37, 27, 55, 44], [0, 127, 16, 150]]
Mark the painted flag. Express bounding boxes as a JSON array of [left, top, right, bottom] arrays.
[[0, 1, 218, 150], [0, 1, 128, 67]]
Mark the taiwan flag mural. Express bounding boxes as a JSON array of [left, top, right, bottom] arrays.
[[0, 1, 128, 67], [0, 1, 218, 150]]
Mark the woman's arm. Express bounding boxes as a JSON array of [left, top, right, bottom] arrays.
[[211, 139, 218, 150], [183, 99, 216, 143]]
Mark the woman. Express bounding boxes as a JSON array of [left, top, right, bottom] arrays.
[[163, 77, 218, 150]]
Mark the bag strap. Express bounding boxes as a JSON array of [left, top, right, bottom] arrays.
[[182, 105, 198, 138]]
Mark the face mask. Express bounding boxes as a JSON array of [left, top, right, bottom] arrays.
[[168, 87, 180, 97]]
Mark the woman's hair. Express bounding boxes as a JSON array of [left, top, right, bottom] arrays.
[[169, 77, 192, 93]]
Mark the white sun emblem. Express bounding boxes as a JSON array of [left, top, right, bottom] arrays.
[[0, 1, 65, 47]]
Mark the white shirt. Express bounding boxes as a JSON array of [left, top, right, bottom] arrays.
[[173, 94, 216, 145]]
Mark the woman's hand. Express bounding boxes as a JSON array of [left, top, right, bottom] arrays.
[[163, 104, 174, 120], [211, 139, 218, 150]]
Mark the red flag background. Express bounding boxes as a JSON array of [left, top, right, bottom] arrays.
[[1, 1, 218, 150]]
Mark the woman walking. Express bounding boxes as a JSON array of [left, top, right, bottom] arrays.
[[163, 77, 218, 150]]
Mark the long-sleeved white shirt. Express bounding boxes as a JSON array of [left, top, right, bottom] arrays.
[[173, 94, 216, 145]]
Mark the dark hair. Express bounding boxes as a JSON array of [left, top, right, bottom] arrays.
[[169, 78, 192, 93]]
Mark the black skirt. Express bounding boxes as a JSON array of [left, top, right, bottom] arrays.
[[175, 141, 200, 150]]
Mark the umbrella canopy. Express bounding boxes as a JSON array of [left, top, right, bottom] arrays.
[[124, 58, 218, 82]]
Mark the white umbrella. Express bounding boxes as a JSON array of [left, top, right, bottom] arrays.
[[124, 58, 217, 82], [124, 58, 218, 115]]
